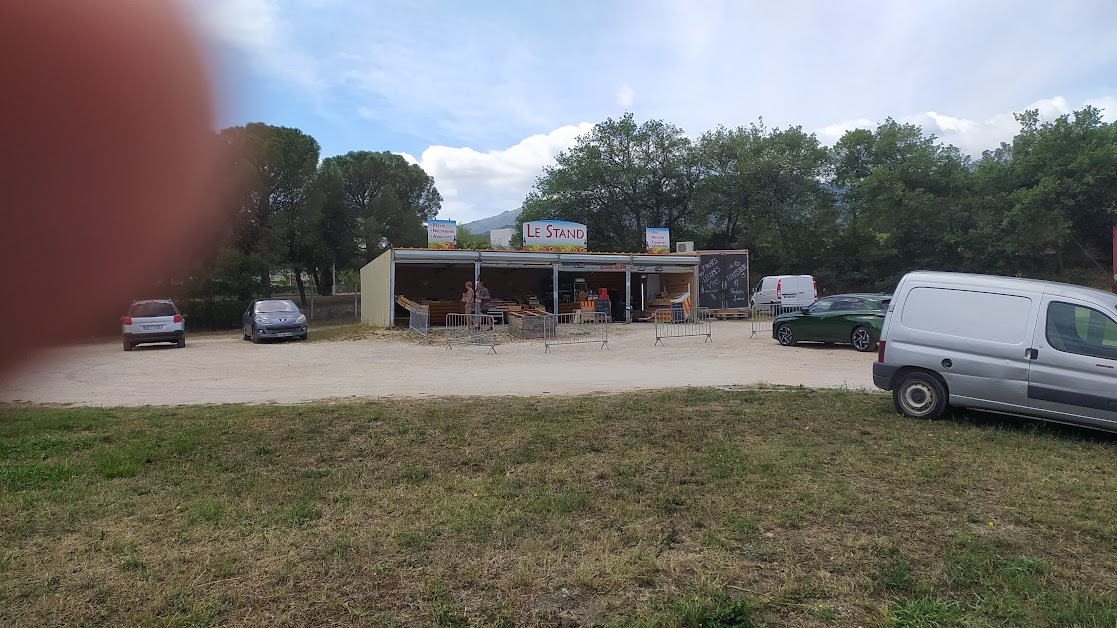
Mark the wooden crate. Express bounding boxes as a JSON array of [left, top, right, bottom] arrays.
[[508, 310, 549, 339]]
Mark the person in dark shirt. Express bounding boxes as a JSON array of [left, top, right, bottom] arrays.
[[476, 282, 493, 329], [476, 282, 491, 314]]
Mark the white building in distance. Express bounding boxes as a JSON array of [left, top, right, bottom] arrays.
[[489, 228, 513, 249]]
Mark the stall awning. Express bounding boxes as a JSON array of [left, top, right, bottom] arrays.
[[389, 248, 699, 268]]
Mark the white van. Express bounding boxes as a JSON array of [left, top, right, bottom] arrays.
[[752, 275, 816, 311], [874, 271, 1117, 433]]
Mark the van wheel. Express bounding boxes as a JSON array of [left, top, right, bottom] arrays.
[[851, 326, 875, 352], [893, 372, 947, 420], [776, 324, 796, 346]]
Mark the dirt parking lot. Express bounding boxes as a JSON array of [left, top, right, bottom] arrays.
[[0, 322, 878, 406]]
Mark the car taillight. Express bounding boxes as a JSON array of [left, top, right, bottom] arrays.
[[877, 340, 886, 363], [173, 314, 183, 323], [122, 317, 132, 325], [776, 279, 782, 301]]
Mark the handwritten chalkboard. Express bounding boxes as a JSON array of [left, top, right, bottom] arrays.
[[697, 252, 750, 309], [698, 255, 723, 309], [723, 254, 750, 308]]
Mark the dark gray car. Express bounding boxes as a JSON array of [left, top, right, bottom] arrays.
[[243, 299, 308, 343]]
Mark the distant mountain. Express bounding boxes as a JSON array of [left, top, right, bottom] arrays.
[[461, 208, 521, 235]]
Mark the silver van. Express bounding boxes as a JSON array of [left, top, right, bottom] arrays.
[[873, 271, 1117, 432]]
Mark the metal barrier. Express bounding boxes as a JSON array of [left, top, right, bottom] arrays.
[[443, 313, 499, 354], [654, 307, 713, 345], [542, 312, 609, 353], [408, 304, 430, 338], [750, 304, 806, 338]]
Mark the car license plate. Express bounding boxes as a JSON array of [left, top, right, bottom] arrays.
[[142, 325, 164, 330], [277, 331, 292, 337]]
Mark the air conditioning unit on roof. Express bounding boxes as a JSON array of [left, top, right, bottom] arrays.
[[676, 241, 695, 253]]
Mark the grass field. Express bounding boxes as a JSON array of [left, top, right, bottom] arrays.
[[1, 389, 1116, 627]]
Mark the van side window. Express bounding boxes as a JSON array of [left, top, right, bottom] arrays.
[[1045, 301, 1117, 361]]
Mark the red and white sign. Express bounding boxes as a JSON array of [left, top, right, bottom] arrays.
[[522, 220, 588, 252]]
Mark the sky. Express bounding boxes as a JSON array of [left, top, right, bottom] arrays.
[[186, 0, 1117, 224]]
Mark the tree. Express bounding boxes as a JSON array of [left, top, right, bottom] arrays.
[[317, 151, 442, 293], [692, 121, 833, 279], [519, 113, 697, 252], [217, 123, 322, 305], [456, 225, 489, 250], [828, 119, 974, 291], [994, 107, 1117, 275]]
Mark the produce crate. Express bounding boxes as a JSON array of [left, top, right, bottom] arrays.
[[508, 310, 550, 339]]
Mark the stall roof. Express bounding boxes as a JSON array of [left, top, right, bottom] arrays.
[[389, 248, 700, 266]]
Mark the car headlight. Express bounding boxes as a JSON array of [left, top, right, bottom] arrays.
[[296, 314, 307, 324], [254, 316, 267, 324]]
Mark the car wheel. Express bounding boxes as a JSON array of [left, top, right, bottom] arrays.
[[893, 372, 947, 420], [851, 326, 876, 352], [251, 328, 261, 344], [776, 324, 796, 346], [243, 327, 250, 341], [123, 339, 133, 352], [177, 337, 186, 349]]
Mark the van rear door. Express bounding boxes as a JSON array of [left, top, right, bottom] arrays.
[[1027, 296, 1117, 428]]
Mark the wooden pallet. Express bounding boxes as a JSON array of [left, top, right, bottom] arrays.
[[712, 309, 752, 319]]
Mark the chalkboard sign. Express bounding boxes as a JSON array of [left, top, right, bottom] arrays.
[[698, 254, 723, 309], [697, 251, 750, 310], [723, 254, 750, 308]]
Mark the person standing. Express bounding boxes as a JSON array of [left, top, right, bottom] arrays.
[[476, 281, 492, 329], [462, 281, 474, 316]]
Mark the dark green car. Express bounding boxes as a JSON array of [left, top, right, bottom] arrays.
[[772, 294, 891, 352]]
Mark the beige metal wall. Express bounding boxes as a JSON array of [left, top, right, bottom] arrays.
[[360, 251, 393, 327]]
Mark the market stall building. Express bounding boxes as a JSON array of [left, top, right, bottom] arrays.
[[360, 248, 704, 327]]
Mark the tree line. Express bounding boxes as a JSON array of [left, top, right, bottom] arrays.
[[173, 123, 441, 308], [177, 108, 1117, 317], [519, 110, 1117, 293]]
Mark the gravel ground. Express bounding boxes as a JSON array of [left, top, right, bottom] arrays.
[[0, 322, 879, 406]]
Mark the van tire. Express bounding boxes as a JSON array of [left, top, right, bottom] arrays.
[[893, 372, 947, 420], [851, 326, 875, 352], [776, 324, 796, 346]]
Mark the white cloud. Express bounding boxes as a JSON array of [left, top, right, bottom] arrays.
[[815, 118, 875, 145], [189, 0, 322, 89], [813, 97, 1108, 156], [616, 84, 636, 107], [399, 123, 594, 222], [1086, 97, 1117, 122]]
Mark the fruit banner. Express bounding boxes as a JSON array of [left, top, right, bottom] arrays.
[[646, 228, 670, 254], [427, 220, 456, 249]]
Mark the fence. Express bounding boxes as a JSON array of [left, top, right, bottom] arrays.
[[271, 285, 360, 321], [542, 312, 609, 353], [654, 307, 713, 345], [408, 304, 430, 338], [749, 304, 807, 338], [443, 313, 499, 353]]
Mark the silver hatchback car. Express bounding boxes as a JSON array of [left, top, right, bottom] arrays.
[[122, 299, 185, 351]]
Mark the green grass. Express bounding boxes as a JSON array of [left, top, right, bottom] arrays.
[[2, 390, 1116, 626]]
